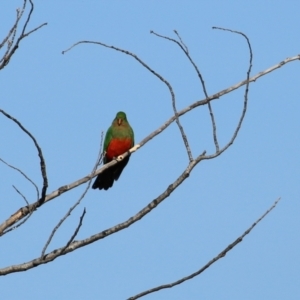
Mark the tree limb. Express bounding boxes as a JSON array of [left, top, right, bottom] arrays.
[[0, 157, 39, 199], [128, 198, 281, 300], [0, 109, 48, 204], [0, 54, 297, 236], [0, 151, 207, 275], [0, 0, 47, 70]]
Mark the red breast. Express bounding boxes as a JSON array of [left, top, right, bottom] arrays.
[[106, 138, 133, 161]]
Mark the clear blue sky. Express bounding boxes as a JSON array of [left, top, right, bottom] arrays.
[[1, 1, 300, 299]]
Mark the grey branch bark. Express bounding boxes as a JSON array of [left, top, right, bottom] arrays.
[[0, 28, 291, 296], [0, 54, 297, 236]]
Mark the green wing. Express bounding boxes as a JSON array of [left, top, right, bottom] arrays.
[[103, 125, 113, 152], [129, 126, 134, 146]]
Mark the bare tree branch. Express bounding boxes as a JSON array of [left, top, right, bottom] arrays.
[[0, 150, 206, 275], [0, 109, 48, 203], [0, 158, 38, 236], [41, 141, 103, 258], [174, 30, 189, 53], [0, 53, 297, 236], [60, 208, 86, 254], [0, 27, 289, 293], [0, 157, 39, 199], [22, 22, 48, 38], [151, 29, 220, 152], [1, 186, 35, 236], [150, 30, 194, 161], [0, 0, 47, 70], [202, 26, 253, 160], [12, 185, 29, 206], [128, 197, 281, 300], [2, 213, 33, 235], [0, 2, 26, 50]]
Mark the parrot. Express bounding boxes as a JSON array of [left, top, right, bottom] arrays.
[[92, 111, 134, 190]]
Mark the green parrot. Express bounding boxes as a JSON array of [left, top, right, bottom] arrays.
[[92, 111, 134, 190]]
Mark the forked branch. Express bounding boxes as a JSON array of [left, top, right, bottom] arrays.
[[203, 26, 253, 160], [0, 109, 48, 205], [0, 158, 39, 199], [41, 137, 103, 258], [151, 29, 220, 152], [0, 0, 47, 70]]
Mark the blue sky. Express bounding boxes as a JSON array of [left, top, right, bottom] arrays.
[[1, 1, 300, 299]]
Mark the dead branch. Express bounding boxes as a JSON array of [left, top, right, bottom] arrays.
[[12, 185, 29, 206], [0, 0, 47, 70], [203, 27, 253, 160], [151, 29, 220, 152], [60, 208, 86, 255], [150, 30, 194, 161], [0, 54, 298, 236], [0, 158, 39, 199], [128, 198, 281, 300], [0, 109, 48, 204], [41, 142, 103, 258], [0, 1, 26, 50], [0, 151, 206, 275]]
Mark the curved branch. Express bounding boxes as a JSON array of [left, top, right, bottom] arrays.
[[151, 29, 220, 152], [0, 157, 39, 199], [0, 109, 48, 204], [203, 26, 253, 160]]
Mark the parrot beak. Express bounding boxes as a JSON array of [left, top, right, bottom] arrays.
[[117, 118, 122, 126]]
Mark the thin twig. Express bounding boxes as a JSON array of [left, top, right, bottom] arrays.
[[174, 30, 189, 53], [151, 30, 220, 152], [22, 22, 48, 39], [96, 131, 104, 169], [128, 198, 281, 299], [2, 184, 36, 235], [0, 1, 25, 50], [150, 30, 194, 161], [21, 0, 34, 36], [0, 157, 39, 199], [2, 9, 20, 57], [0, 0, 47, 70], [202, 26, 253, 159], [0, 109, 48, 203], [12, 185, 29, 205], [40, 138, 102, 258], [60, 208, 86, 254]]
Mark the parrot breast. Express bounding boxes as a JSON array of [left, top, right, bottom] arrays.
[[106, 138, 133, 161]]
